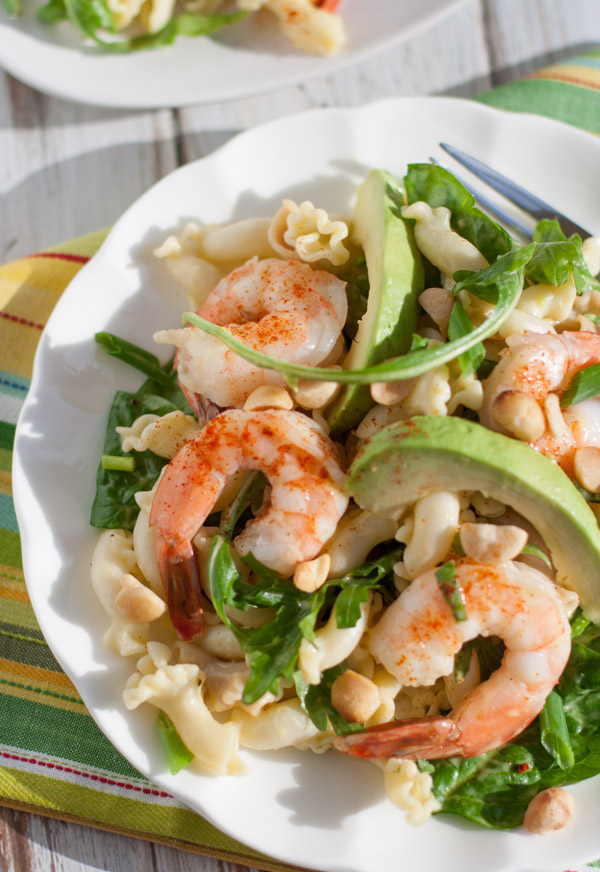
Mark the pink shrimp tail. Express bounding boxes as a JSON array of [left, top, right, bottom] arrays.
[[333, 717, 461, 760]]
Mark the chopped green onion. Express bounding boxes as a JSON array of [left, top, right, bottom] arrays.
[[435, 561, 467, 622], [560, 362, 600, 409], [520, 543, 552, 570], [539, 691, 575, 770], [157, 711, 194, 774], [101, 454, 136, 472]]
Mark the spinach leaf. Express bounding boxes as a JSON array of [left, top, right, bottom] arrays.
[[90, 360, 190, 530], [403, 163, 514, 264]]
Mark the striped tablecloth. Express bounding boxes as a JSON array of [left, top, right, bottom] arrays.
[[1, 51, 600, 872]]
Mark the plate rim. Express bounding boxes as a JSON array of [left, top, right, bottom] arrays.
[[12, 94, 600, 872], [0, 0, 469, 108]]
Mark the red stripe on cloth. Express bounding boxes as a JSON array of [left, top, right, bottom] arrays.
[[0, 311, 44, 331], [1, 750, 172, 797], [30, 252, 90, 265]]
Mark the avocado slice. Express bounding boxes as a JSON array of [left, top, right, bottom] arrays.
[[347, 415, 600, 624], [325, 170, 424, 436]]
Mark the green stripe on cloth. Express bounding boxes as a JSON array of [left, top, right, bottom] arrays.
[[0, 529, 22, 569], [1, 694, 145, 776], [476, 79, 600, 133], [0, 421, 16, 451]]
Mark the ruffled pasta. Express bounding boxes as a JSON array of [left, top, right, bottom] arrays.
[[90, 529, 151, 656], [124, 642, 241, 775], [382, 759, 441, 825], [233, 698, 327, 751], [269, 199, 350, 265]]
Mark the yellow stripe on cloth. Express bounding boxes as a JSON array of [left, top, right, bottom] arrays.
[[528, 62, 600, 90]]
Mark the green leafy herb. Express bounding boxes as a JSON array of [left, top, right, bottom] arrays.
[[560, 362, 600, 409], [447, 298, 485, 377], [403, 163, 515, 263], [431, 620, 600, 828], [157, 710, 194, 774], [101, 454, 136, 472], [539, 691, 575, 770], [90, 337, 190, 530], [207, 475, 402, 706], [435, 561, 467, 622], [532, 219, 600, 295]]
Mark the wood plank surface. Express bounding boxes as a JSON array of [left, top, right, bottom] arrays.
[[2, 0, 600, 869]]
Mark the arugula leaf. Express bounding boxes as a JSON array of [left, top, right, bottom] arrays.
[[403, 163, 515, 264], [90, 360, 190, 530], [560, 362, 600, 409], [532, 219, 600, 294], [157, 710, 194, 774], [208, 477, 402, 705], [447, 298, 485, 377]]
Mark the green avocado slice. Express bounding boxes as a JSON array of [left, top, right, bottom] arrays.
[[325, 169, 424, 436], [347, 415, 600, 624]]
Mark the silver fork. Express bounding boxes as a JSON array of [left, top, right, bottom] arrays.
[[434, 142, 592, 241]]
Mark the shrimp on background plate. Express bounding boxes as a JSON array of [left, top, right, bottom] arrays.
[[334, 559, 571, 760], [149, 407, 349, 640], [154, 257, 347, 410]]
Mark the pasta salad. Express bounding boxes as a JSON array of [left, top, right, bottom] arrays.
[[90, 162, 600, 834], [1, 0, 344, 54]]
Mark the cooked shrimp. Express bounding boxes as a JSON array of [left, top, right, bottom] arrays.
[[154, 257, 347, 409], [149, 408, 349, 640], [333, 559, 571, 760], [480, 330, 600, 474]]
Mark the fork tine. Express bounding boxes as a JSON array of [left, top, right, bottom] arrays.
[[429, 156, 534, 241], [439, 142, 591, 240]]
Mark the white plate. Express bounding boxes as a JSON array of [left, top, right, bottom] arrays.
[[13, 97, 600, 872], [0, 0, 467, 108]]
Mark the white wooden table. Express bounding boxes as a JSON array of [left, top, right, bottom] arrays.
[[2, 0, 600, 868]]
